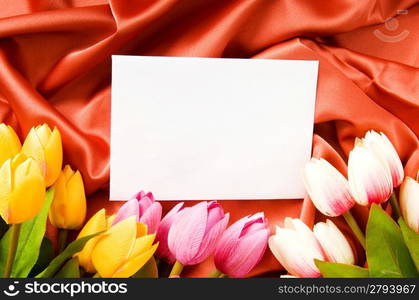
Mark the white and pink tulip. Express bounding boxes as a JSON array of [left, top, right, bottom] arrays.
[[303, 158, 355, 216]]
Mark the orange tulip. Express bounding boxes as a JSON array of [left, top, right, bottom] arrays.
[[92, 216, 158, 278], [22, 124, 62, 186], [74, 209, 108, 273], [0, 153, 46, 224], [0, 124, 21, 167], [49, 165, 87, 230]]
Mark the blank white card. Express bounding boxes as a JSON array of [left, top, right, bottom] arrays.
[[110, 56, 318, 200]]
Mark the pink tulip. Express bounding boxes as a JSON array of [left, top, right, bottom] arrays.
[[113, 191, 162, 234], [155, 202, 185, 263], [168, 201, 229, 265], [214, 213, 269, 277], [360, 131, 404, 187], [348, 144, 393, 205], [269, 218, 325, 278], [303, 158, 355, 216]]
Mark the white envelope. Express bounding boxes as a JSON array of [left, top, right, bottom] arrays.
[[110, 55, 318, 200]]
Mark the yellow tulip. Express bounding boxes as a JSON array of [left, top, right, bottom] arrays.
[[0, 124, 21, 166], [0, 153, 46, 224], [91, 216, 158, 278], [74, 209, 108, 273], [22, 124, 63, 186], [49, 165, 87, 230]]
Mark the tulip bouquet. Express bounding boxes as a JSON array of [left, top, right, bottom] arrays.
[[0, 123, 270, 278], [269, 131, 419, 278], [0, 123, 417, 278]]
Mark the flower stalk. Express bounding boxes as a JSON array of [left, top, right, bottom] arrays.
[[58, 229, 68, 253], [169, 261, 184, 277], [3, 223, 21, 278], [389, 192, 401, 220], [342, 211, 366, 249]]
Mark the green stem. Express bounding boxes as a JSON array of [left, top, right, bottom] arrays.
[[93, 273, 100, 278], [169, 261, 184, 277], [389, 191, 401, 220], [218, 273, 227, 278], [208, 269, 222, 278], [3, 223, 21, 278], [58, 229, 68, 253], [343, 211, 366, 250]]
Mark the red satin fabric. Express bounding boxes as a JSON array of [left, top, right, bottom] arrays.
[[0, 0, 418, 277]]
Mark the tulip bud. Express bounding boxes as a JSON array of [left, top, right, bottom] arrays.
[[49, 165, 87, 230], [360, 131, 404, 187], [0, 124, 21, 166], [348, 144, 393, 205], [0, 153, 46, 224], [303, 158, 355, 216], [168, 201, 229, 266], [313, 220, 355, 264], [74, 209, 108, 273], [113, 191, 162, 234], [22, 124, 63, 186], [91, 216, 158, 278], [155, 202, 184, 263], [399, 176, 419, 233], [269, 218, 325, 277], [214, 213, 269, 277]]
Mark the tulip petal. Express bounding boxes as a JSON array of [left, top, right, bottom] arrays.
[[62, 165, 74, 182], [8, 158, 45, 224], [348, 146, 392, 205], [139, 202, 162, 234], [113, 243, 158, 278], [220, 228, 269, 277], [138, 195, 154, 215], [400, 177, 419, 233], [64, 170, 86, 229], [92, 216, 137, 277], [136, 222, 148, 237], [313, 220, 355, 264], [48, 169, 67, 228], [43, 127, 63, 186], [128, 234, 155, 259], [22, 127, 46, 166], [303, 158, 354, 216], [0, 124, 21, 165], [190, 213, 230, 265], [269, 230, 323, 278], [113, 198, 140, 225], [155, 202, 184, 263], [0, 159, 12, 222], [168, 202, 208, 264], [75, 209, 107, 273], [269, 219, 325, 278], [363, 131, 404, 187], [205, 201, 225, 233]]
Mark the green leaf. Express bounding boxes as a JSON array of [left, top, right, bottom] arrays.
[[133, 256, 158, 278], [29, 237, 54, 277], [366, 204, 418, 278], [55, 257, 80, 278], [315, 260, 369, 278], [399, 218, 419, 272], [0, 188, 55, 277], [36, 232, 100, 278]]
